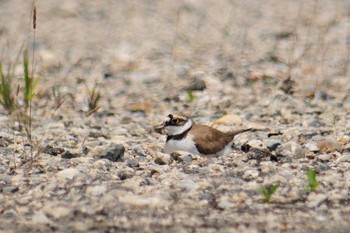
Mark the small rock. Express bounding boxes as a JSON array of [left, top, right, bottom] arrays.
[[305, 151, 315, 159], [170, 152, 192, 163], [43, 204, 71, 219], [132, 146, 147, 157], [127, 158, 139, 168], [118, 168, 134, 180], [119, 194, 168, 208], [185, 78, 206, 91], [155, 152, 173, 165], [336, 154, 350, 164], [307, 193, 328, 208], [124, 101, 153, 114], [242, 169, 259, 180], [212, 114, 242, 125], [32, 211, 51, 225], [217, 200, 234, 209], [308, 119, 326, 128], [0, 137, 12, 147], [57, 168, 81, 180], [266, 139, 281, 151], [304, 141, 320, 152], [2, 186, 19, 194], [61, 151, 78, 159], [246, 148, 271, 161], [101, 143, 125, 162], [316, 137, 342, 153], [179, 177, 198, 191], [86, 185, 107, 196], [275, 141, 305, 159], [42, 145, 65, 156], [246, 140, 267, 150], [318, 153, 332, 162], [279, 77, 295, 94]]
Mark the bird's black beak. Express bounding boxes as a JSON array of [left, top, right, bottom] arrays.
[[154, 122, 166, 134]]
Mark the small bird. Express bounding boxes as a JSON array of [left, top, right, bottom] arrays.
[[154, 114, 251, 156]]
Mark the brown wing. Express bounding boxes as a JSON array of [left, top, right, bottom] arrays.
[[190, 125, 234, 155]]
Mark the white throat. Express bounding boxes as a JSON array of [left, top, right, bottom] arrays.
[[165, 119, 193, 136]]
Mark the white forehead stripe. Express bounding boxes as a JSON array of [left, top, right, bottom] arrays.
[[165, 116, 171, 122]]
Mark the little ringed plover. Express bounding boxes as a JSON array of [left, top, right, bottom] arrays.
[[155, 114, 251, 156]]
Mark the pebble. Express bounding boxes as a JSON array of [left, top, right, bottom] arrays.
[[2, 186, 19, 194], [57, 168, 81, 180], [154, 152, 173, 165], [275, 141, 305, 159], [43, 203, 71, 219], [86, 185, 107, 196], [185, 78, 206, 91], [307, 193, 328, 208], [127, 158, 140, 168], [304, 141, 320, 152], [266, 138, 282, 151], [242, 169, 260, 181], [132, 146, 147, 157], [316, 137, 342, 153], [179, 177, 198, 191], [32, 211, 52, 225], [170, 152, 192, 163], [101, 143, 125, 162], [217, 200, 234, 209], [318, 153, 332, 162]]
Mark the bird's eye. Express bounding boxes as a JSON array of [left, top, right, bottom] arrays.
[[171, 118, 180, 124]]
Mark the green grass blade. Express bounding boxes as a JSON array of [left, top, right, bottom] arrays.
[[306, 169, 318, 192]]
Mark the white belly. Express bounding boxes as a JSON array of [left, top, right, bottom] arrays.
[[164, 136, 200, 155], [216, 141, 234, 157], [164, 137, 234, 157]]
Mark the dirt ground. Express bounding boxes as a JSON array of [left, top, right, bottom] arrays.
[[1, 0, 350, 232]]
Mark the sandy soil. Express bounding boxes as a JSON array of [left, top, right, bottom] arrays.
[[1, 0, 350, 232]]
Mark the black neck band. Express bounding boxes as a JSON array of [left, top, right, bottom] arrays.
[[166, 125, 192, 142]]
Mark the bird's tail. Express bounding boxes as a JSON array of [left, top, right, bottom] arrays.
[[227, 128, 252, 138]]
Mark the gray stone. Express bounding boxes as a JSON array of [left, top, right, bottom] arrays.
[[170, 152, 192, 163], [57, 168, 81, 180], [184, 78, 206, 91], [304, 141, 320, 152], [101, 143, 125, 162], [127, 158, 140, 168], [179, 177, 198, 191], [132, 146, 147, 157], [2, 186, 19, 194], [154, 152, 173, 165], [32, 211, 52, 225], [86, 185, 107, 196], [242, 169, 259, 180], [217, 200, 234, 209], [266, 139, 282, 151], [315, 137, 342, 153], [307, 193, 328, 208], [318, 153, 332, 162], [275, 141, 305, 159]]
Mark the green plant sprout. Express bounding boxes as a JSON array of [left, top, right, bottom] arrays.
[[187, 91, 195, 101], [305, 169, 319, 192], [260, 184, 280, 203], [0, 63, 16, 113], [23, 50, 39, 109], [86, 84, 101, 116]]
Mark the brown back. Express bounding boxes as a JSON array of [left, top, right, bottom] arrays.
[[190, 125, 251, 155]]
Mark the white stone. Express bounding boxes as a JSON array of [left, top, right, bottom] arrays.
[[57, 168, 81, 180]]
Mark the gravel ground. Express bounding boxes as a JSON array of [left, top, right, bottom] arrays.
[[1, 0, 350, 232]]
